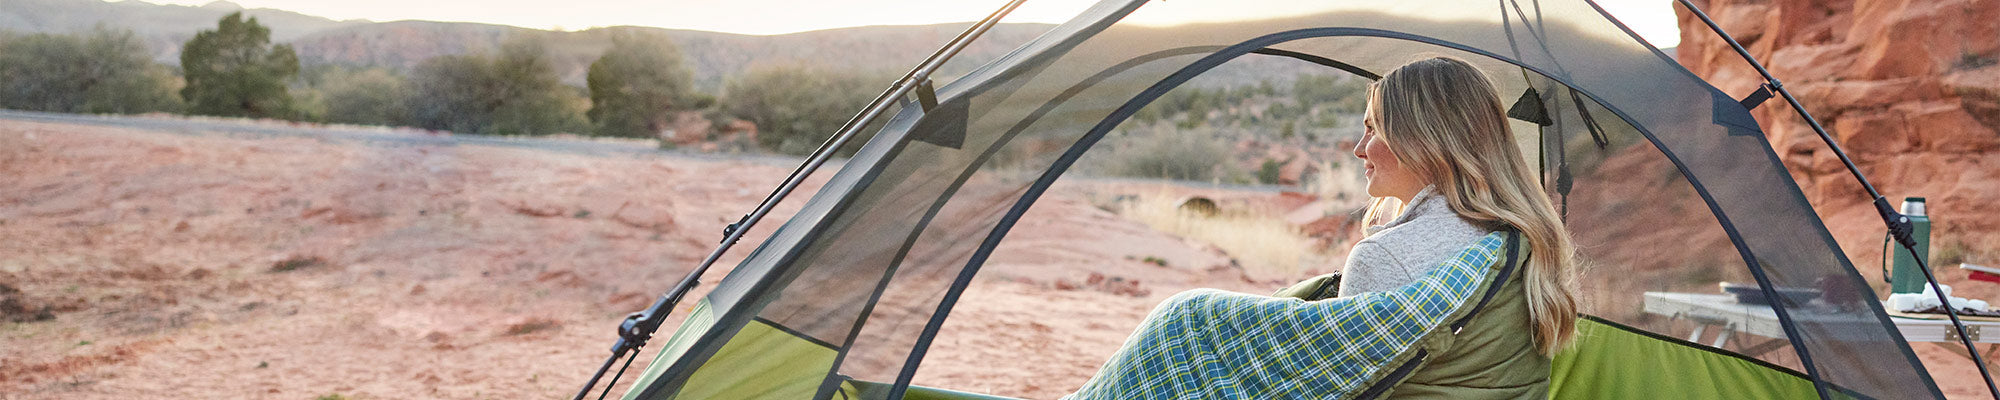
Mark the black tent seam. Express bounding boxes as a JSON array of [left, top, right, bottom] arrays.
[[1566, 88, 1612, 149], [1504, 0, 1574, 79], [1602, 95, 1836, 400], [1579, 314, 1811, 380], [754, 316, 842, 350], [824, 82, 1059, 397], [879, 44, 1387, 398], [1574, 315, 1879, 400], [888, 26, 1848, 400], [634, 2, 1154, 396], [631, 135, 922, 400], [809, 105, 989, 397], [1738, 91, 1950, 399], [808, 210, 929, 399], [1584, 0, 1942, 395], [1578, 0, 1727, 93]]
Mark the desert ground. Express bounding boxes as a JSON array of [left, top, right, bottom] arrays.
[[0, 113, 1304, 399], [1, 113, 1990, 399]]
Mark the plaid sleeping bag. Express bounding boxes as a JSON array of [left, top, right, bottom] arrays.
[[1064, 232, 1510, 400]]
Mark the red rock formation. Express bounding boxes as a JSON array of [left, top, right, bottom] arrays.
[[1678, 0, 2000, 279]]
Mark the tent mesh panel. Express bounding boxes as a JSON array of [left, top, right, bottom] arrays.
[[626, 1, 1943, 399]]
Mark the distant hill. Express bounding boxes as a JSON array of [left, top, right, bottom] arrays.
[[0, 0, 1067, 90], [0, 0, 365, 61], [1, 0, 1669, 91]]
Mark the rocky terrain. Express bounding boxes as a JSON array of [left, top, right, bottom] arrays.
[[1677, 0, 2000, 396], [1677, 0, 2000, 289]]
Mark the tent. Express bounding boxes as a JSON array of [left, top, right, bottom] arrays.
[[572, 0, 1981, 398]]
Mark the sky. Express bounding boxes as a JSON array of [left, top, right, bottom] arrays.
[[129, 0, 1684, 47]]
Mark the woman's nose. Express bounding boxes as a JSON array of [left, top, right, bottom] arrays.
[[1351, 136, 1367, 159]]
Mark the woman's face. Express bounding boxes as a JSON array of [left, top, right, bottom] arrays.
[[1353, 106, 1426, 202]]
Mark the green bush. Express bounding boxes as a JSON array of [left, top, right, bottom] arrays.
[[1097, 125, 1236, 182], [406, 36, 588, 135], [0, 28, 183, 114], [1257, 158, 1285, 184], [719, 65, 888, 155], [587, 31, 707, 138], [291, 66, 413, 126]]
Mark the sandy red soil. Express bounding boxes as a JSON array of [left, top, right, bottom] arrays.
[[1, 117, 1990, 399], [0, 119, 1280, 399]]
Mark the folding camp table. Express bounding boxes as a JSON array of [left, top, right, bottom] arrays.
[[1644, 292, 2000, 368]]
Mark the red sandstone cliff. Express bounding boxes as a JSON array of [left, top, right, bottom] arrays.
[[1677, 0, 2000, 285]]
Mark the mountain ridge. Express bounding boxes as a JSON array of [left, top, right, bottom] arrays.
[[3, 0, 1675, 91]]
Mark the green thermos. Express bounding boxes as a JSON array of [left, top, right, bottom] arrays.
[[1889, 197, 1933, 294]]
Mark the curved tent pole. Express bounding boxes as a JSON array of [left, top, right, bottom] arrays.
[[566, 0, 1032, 398], [891, 25, 1864, 400], [1675, 1, 2000, 398], [854, 45, 1382, 398]]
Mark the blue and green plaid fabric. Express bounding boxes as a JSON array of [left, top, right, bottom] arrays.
[[1064, 232, 1507, 400]]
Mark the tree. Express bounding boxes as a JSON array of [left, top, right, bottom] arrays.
[[179, 12, 299, 119], [406, 36, 588, 135], [720, 65, 885, 155], [0, 28, 182, 114], [586, 31, 707, 138]]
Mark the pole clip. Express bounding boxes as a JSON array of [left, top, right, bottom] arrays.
[[1874, 196, 1916, 249], [721, 214, 750, 243], [1739, 84, 1776, 110], [915, 79, 940, 112]]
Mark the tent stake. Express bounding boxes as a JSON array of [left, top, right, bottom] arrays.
[[1676, 0, 1999, 398], [568, 0, 1032, 398]]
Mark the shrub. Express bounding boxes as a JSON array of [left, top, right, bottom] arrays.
[[319, 68, 413, 126], [1095, 125, 1236, 182], [587, 31, 706, 138], [719, 65, 890, 155], [0, 28, 183, 114], [406, 36, 588, 135]]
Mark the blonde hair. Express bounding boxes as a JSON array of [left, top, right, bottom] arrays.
[[1361, 57, 1578, 356]]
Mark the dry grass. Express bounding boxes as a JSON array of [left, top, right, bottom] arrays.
[[1305, 159, 1370, 211], [1117, 193, 1328, 280]]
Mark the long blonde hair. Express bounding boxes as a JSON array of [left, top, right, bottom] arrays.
[[1362, 57, 1578, 356]]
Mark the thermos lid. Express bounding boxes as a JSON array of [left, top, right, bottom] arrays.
[[1901, 197, 1927, 216]]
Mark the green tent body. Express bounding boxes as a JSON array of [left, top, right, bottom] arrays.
[[605, 0, 1947, 398]]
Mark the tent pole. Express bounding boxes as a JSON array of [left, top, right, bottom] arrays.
[[1675, 1, 2000, 398], [567, 1, 1032, 398]]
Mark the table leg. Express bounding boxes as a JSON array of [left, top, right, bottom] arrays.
[[1930, 342, 2000, 372], [1736, 338, 1789, 357]]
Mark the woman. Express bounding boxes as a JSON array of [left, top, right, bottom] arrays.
[[1066, 57, 1578, 399]]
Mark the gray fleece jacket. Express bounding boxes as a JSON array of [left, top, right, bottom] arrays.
[[1338, 186, 1497, 297]]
